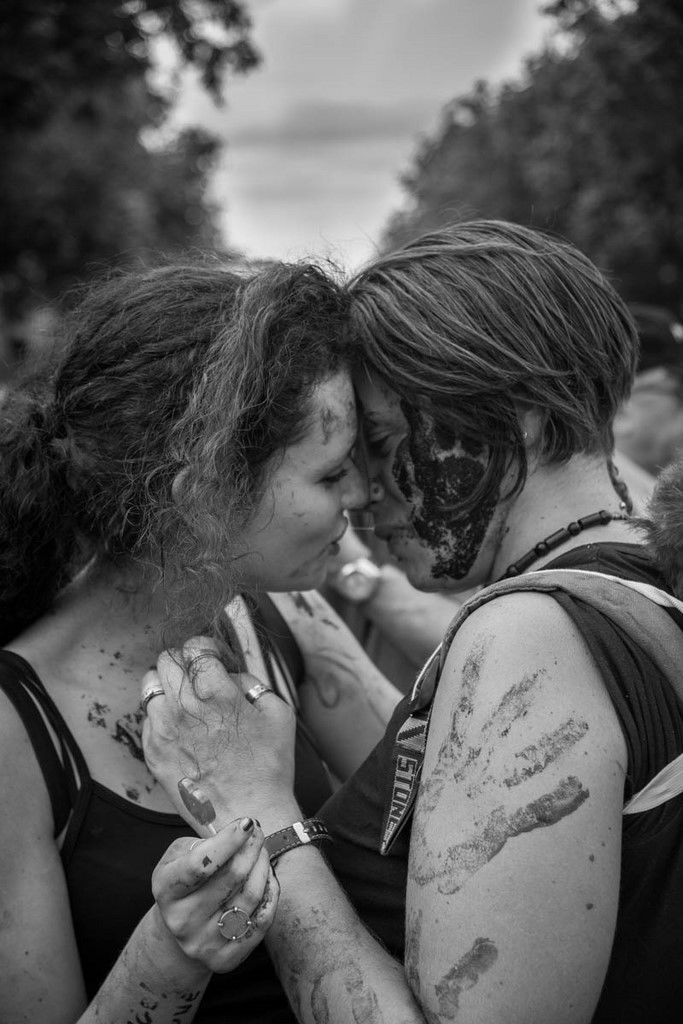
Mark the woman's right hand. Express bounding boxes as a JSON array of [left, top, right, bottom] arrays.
[[142, 638, 300, 834], [152, 818, 279, 974]]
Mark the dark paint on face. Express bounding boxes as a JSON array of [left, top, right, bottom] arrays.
[[397, 402, 498, 580]]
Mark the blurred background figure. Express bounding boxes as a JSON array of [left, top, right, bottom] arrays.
[[614, 304, 683, 480]]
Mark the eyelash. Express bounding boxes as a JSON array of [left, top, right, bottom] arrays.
[[322, 467, 350, 486], [367, 435, 393, 458]]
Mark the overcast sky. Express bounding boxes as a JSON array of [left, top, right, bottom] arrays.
[[170, 0, 550, 271]]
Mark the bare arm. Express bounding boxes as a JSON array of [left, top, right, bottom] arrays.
[[268, 590, 402, 779], [405, 593, 625, 1022]]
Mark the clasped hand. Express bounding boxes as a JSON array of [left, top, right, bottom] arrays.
[[141, 637, 297, 834]]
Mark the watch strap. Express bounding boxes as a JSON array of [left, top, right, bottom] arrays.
[[264, 818, 330, 864]]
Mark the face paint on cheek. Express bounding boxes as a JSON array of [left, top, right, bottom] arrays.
[[401, 403, 499, 580], [392, 438, 418, 506]]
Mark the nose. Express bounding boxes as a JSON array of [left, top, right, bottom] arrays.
[[342, 461, 370, 511]]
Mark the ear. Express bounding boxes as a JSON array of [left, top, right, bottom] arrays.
[[516, 407, 544, 450]]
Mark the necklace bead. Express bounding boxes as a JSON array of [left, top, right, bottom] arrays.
[[501, 509, 630, 580]]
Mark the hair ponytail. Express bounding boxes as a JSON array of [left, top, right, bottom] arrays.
[[0, 387, 79, 643]]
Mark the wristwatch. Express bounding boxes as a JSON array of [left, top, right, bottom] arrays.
[[332, 556, 382, 604]]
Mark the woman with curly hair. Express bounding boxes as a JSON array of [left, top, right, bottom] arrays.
[[0, 260, 372, 1023], [144, 222, 683, 1024]]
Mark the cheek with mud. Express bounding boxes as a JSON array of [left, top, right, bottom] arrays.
[[397, 406, 498, 580]]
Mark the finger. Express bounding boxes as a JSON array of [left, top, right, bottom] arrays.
[[176, 856, 279, 974], [241, 676, 283, 709], [152, 817, 263, 904], [140, 668, 166, 714], [155, 647, 187, 702], [172, 637, 241, 702], [245, 855, 280, 928]]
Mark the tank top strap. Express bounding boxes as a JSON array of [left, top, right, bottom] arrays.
[[0, 650, 90, 837]]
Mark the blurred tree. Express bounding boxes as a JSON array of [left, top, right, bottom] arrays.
[[383, 0, 683, 311], [0, 0, 259, 338]]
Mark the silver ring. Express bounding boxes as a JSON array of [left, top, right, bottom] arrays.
[[217, 906, 252, 941], [141, 686, 165, 712], [244, 682, 274, 705]]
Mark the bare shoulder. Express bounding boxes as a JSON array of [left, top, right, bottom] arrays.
[[441, 588, 619, 709], [0, 685, 87, 1018]]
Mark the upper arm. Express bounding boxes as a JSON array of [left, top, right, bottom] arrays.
[[405, 593, 626, 1024], [0, 691, 87, 1023]]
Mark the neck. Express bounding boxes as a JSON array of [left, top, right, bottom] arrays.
[[489, 453, 638, 582], [19, 560, 168, 677]]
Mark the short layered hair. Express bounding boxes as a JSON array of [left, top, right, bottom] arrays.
[[348, 220, 637, 518]]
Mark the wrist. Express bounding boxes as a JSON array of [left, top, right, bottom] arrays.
[[143, 906, 212, 984], [250, 800, 303, 837]]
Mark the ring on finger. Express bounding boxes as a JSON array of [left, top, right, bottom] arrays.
[[141, 686, 165, 712], [217, 906, 252, 941], [244, 682, 274, 705]]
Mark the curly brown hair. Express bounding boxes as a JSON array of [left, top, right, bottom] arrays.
[[348, 220, 638, 520], [0, 259, 351, 645]]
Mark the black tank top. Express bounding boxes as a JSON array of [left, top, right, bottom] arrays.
[[0, 597, 328, 1024], [319, 544, 683, 1024]]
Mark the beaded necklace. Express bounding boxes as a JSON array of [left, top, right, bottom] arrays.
[[500, 508, 631, 580]]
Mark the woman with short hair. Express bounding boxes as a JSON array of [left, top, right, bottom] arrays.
[[144, 222, 683, 1024]]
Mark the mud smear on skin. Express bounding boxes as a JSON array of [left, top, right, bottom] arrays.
[[503, 718, 589, 788], [87, 700, 110, 728], [399, 404, 498, 580], [321, 393, 355, 447], [292, 592, 315, 616], [452, 672, 548, 800], [412, 666, 548, 887], [404, 906, 424, 997], [435, 938, 499, 1019], [415, 775, 590, 894], [112, 709, 145, 761], [418, 635, 492, 816]]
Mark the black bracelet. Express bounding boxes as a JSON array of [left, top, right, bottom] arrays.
[[264, 818, 330, 865]]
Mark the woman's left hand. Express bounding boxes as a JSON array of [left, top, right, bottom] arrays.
[[152, 818, 279, 973], [141, 637, 299, 833]]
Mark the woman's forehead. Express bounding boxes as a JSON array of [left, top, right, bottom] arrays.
[[354, 370, 401, 419], [305, 371, 357, 446]]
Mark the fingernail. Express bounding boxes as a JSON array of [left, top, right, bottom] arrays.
[[240, 817, 254, 832]]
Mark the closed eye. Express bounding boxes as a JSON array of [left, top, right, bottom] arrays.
[[322, 465, 350, 485], [366, 434, 393, 458]]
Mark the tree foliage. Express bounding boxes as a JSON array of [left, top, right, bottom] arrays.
[[0, 1, 259, 322], [383, 0, 683, 310]]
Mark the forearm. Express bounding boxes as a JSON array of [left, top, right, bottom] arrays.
[[266, 847, 423, 1024], [268, 590, 402, 778], [361, 565, 461, 666], [82, 906, 211, 1024]]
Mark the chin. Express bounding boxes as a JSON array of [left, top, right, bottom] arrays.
[[282, 566, 328, 593]]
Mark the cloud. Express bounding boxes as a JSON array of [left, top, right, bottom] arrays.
[[228, 97, 437, 147]]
